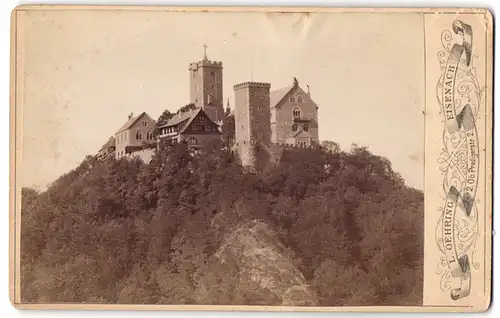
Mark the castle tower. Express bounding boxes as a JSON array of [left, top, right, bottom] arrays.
[[233, 81, 271, 167], [188, 43, 224, 123]]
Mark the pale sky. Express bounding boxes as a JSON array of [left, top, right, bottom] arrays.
[[18, 10, 425, 190]]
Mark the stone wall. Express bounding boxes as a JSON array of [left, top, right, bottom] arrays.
[[129, 148, 155, 163]]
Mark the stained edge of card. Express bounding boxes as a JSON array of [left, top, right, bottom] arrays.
[[9, 5, 18, 309]]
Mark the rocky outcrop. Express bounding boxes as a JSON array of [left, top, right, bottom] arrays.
[[194, 220, 318, 306]]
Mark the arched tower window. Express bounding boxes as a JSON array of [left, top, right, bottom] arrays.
[[292, 124, 298, 132], [136, 131, 142, 140], [293, 108, 301, 120], [303, 124, 309, 131], [147, 131, 153, 140], [297, 95, 303, 103]]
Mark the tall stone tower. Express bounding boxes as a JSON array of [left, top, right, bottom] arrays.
[[233, 81, 271, 167], [188, 44, 224, 123]]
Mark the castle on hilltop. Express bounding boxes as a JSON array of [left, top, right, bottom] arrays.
[[97, 44, 320, 166]]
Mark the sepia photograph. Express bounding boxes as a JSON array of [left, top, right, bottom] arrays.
[[10, 6, 492, 312]]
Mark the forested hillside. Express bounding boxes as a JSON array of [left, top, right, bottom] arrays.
[[21, 141, 424, 305]]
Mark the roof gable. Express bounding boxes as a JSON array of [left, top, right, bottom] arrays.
[[179, 109, 203, 133], [181, 108, 222, 134], [116, 112, 155, 134], [160, 108, 202, 128], [99, 136, 116, 152], [158, 108, 221, 134], [270, 85, 294, 108], [272, 85, 318, 109]]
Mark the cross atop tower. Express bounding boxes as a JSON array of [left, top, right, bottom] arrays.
[[202, 43, 208, 60]]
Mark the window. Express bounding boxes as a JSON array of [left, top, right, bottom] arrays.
[[210, 71, 215, 76], [147, 131, 153, 140], [297, 95, 303, 103], [142, 120, 147, 126], [290, 96, 296, 103], [136, 131, 142, 140], [303, 124, 309, 131], [187, 137, 198, 145], [293, 108, 301, 120], [292, 124, 298, 131]]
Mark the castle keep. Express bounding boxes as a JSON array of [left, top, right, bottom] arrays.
[[234, 82, 272, 167], [188, 44, 224, 124]]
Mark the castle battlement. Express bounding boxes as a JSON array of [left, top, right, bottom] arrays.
[[233, 82, 271, 89], [189, 60, 223, 70], [266, 142, 320, 150]]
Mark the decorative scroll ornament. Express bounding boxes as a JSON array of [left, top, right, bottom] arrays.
[[435, 20, 484, 301]]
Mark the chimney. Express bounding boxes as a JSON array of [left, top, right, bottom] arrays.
[[293, 77, 299, 87], [128, 112, 133, 120], [307, 85, 310, 96]]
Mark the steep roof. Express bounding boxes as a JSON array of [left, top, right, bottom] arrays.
[[203, 107, 220, 123], [99, 136, 116, 152], [159, 108, 202, 129], [270, 85, 294, 108], [159, 107, 222, 134], [115, 112, 153, 134]]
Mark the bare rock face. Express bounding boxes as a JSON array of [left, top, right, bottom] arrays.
[[194, 220, 318, 306]]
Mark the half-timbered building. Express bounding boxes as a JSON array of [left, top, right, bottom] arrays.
[[157, 108, 222, 148]]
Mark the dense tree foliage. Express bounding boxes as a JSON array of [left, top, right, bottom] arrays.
[[176, 103, 197, 114], [21, 141, 423, 305]]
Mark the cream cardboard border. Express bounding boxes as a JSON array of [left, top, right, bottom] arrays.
[[9, 5, 493, 312]]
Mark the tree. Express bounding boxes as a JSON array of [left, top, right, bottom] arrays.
[[20, 139, 424, 306], [321, 140, 340, 153], [154, 109, 174, 137], [176, 103, 197, 114]]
